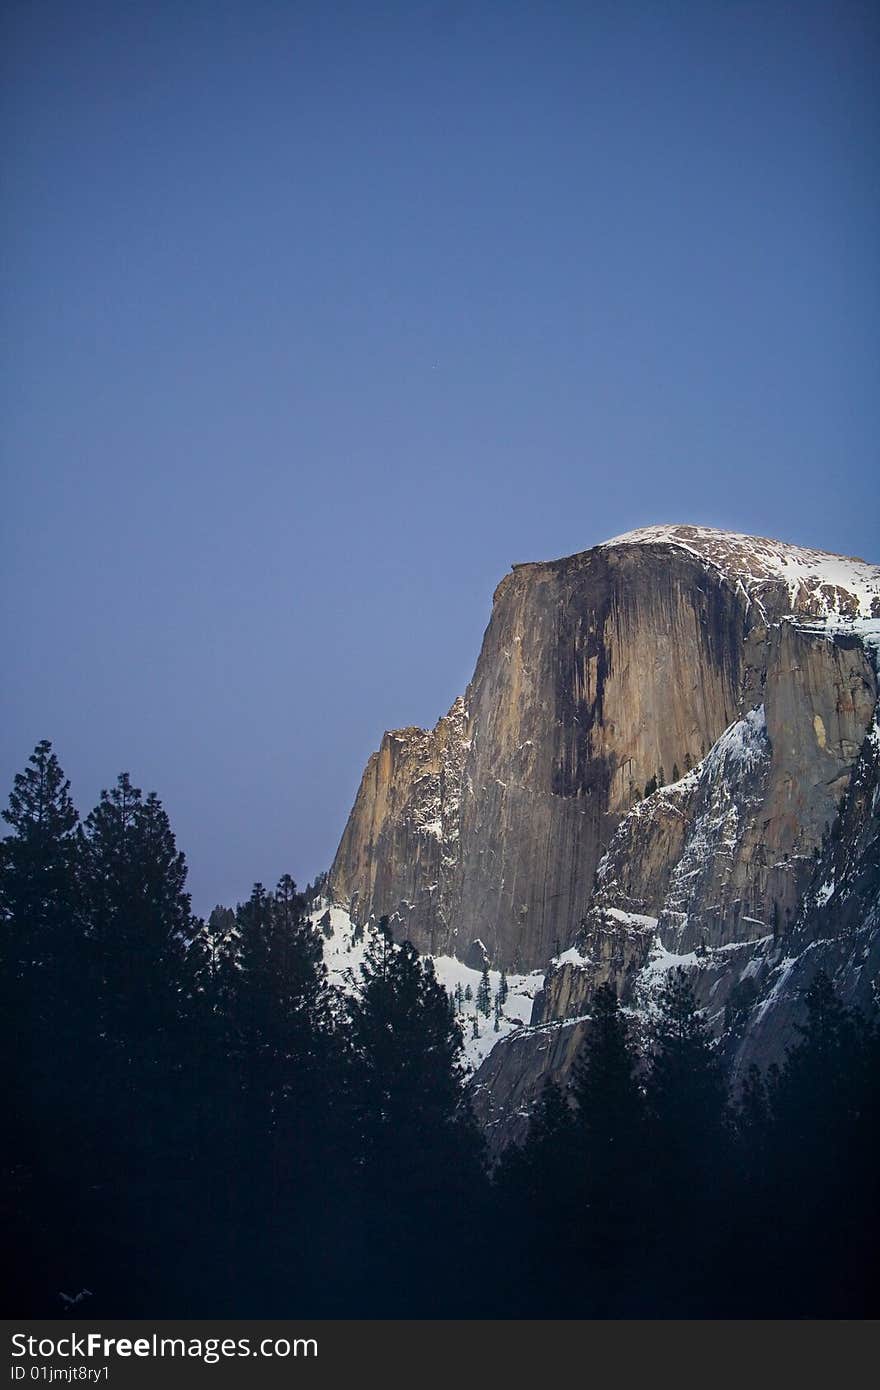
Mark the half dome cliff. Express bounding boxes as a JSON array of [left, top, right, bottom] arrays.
[[329, 525, 879, 980]]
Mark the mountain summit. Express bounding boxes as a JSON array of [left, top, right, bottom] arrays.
[[599, 523, 879, 618], [326, 527, 879, 1140]]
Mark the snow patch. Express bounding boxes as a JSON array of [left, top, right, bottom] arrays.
[[601, 907, 660, 930], [815, 879, 835, 908], [309, 902, 544, 1075], [601, 524, 880, 620], [643, 939, 700, 979], [553, 946, 592, 967]]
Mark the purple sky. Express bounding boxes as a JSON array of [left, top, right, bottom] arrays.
[[3, 1, 878, 915]]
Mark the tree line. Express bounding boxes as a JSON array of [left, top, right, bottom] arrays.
[[2, 741, 876, 1317], [493, 968, 878, 1316]]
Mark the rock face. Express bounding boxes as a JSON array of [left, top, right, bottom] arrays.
[[332, 537, 755, 969], [327, 524, 880, 1142], [329, 696, 467, 957]]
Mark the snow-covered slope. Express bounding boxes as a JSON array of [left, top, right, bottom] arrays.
[[472, 637, 879, 1148], [310, 903, 544, 1075], [600, 524, 880, 619]]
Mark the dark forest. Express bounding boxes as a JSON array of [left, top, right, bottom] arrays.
[[3, 741, 877, 1318]]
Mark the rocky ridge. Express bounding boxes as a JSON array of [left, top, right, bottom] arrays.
[[325, 525, 880, 1145]]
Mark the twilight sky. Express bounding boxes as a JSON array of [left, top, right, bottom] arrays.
[[3, 1, 878, 915]]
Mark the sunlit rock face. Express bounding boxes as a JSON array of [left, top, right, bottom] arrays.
[[330, 536, 750, 969], [327, 525, 879, 1141], [329, 696, 467, 958]]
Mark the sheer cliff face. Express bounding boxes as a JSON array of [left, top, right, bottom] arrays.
[[331, 541, 749, 969], [330, 526, 879, 979], [447, 545, 746, 969], [328, 698, 466, 957]]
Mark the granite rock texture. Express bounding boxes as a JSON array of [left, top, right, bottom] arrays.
[[327, 525, 880, 1143]]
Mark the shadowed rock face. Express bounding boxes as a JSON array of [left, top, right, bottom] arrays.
[[473, 707, 880, 1152], [327, 524, 880, 1143], [331, 539, 754, 969], [328, 697, 467, 957]]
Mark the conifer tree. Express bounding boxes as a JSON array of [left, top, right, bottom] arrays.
[[495, 1077, 573, 1209], [773, 971, 860, 1136], [477, 965, 491, 1017], [73, 773, 205, 1230], [349, 919, 470, 1155], [491, 1078, 575, 1316], [569, 985, 647, 1309], [0, 740, 82, 995], [761, 971, 877, 1313], [200, 904, 236, 978], [571, 984, 644, 1175], [82, 774, 198, 1053], [202, 876, 342, 1309], [221, 877, 331, 1119], [348, 918, 483, 1312], [646, 967, 727, 1158], [644, 966, 729, 1310], [0, 742, 85, 1179]]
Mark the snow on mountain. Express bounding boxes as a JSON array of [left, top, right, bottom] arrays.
[[324, 524, 879, 1151], [309, 902, 544, 1074], [601, 524, 880, 620]]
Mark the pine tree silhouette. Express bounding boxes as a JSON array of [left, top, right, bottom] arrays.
[[570, 984, 647, 1312], [491, 1077, 575, 1316], [347, 918, 483, 1313], [762, 971, 877, 1314], [0, 741, 88, 1302], [644, 966, 729, 1311]]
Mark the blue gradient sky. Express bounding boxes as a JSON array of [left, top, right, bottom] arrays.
[[3, 1, 878, 914]]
